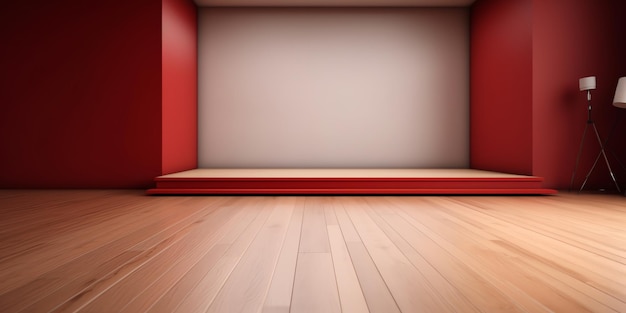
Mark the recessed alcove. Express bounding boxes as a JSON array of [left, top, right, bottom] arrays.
[[152, 0, 556, 195]]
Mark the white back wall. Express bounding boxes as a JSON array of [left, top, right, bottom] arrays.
[[198, 8, 469, 168]]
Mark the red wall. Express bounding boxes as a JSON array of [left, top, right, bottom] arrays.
[[470, 0, 534, 175], [3, 0, 622, 190], [471, 0, 626, 190], [162, 0, 198, 175], [0, 0, 198, 188], [532, 0, 626, 190]]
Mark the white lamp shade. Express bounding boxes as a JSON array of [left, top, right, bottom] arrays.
[[579, 76, 596, 91], [614, 77, 626, 109]]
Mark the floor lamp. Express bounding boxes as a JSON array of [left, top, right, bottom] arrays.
[[612, 77, 626, 195], [570, 76, 621, 193]]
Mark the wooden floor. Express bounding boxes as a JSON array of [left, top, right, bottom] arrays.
[[0, 190, 624, 312]]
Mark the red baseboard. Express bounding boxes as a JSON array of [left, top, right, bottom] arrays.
[[147, 188, 557, 195]]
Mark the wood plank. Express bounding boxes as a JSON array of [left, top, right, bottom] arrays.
[[204, 197, 295, 313], [4, 197, 228, 313], [327, 225, 369, 313], [458, 200, 625, 311], [333, 201, 400, 313], [362, 197, 484, 313], [324, 197, 339, 226], [366, 197, 524, 312], [444, 196, 626, 308], [148, 197, 274, 313], [345, 242, 401, 313], [390, 196, 621, 312], [387, 196, 578, 312], [119, 197, 265, 313], [261, 198, 305, 313], [299, 197, 330, 253], [459, 196, 626, 262], [0, 191, 169, 291], [344, 197, 452, 312], [46, 197, 244, 312], [333, 201, 362, 243], [290, 253, 341, 313]]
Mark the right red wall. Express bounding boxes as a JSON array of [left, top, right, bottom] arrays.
[[532, 0, 626, 190], [471, 0, 626, 190]]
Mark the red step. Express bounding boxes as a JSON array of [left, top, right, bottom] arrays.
[[147, 169, 556, 195]]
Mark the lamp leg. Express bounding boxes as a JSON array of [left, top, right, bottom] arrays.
[[580, 123, 621, 193], [570, 123, 590, 191], [579, 148, 601, 192], [593, 124, 621, 193]]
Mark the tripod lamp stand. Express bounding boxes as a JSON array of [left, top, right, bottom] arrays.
[[570, 76, 621, 193]]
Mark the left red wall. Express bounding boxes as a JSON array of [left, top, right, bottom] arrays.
[[0, 0, 198, 188]]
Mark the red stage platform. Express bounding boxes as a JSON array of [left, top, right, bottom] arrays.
[[147, 169, 557, 195]]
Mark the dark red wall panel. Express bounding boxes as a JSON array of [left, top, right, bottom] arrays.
[[162, 0, 198, 175], [0, 0, 162, 188], [532, 0, 626, 190], [470, 0, 534, 175], [471, 0, 626, 190]]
